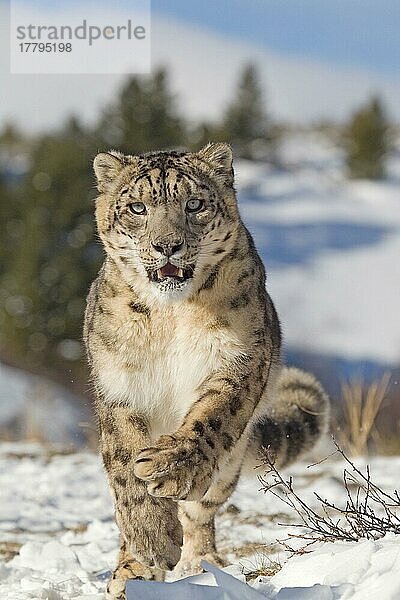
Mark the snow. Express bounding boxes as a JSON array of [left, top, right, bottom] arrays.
[[235, 133, 400, 366], [268, 234, 400, 362], [0, 362, 89, 445], [1, 442, 399, 599], [259, 535, 400, 599]]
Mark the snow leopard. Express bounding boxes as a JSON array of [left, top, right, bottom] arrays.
[[83, 142, 330, 598]]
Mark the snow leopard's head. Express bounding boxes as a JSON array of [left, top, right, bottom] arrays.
[[93, 143, 239, 303]]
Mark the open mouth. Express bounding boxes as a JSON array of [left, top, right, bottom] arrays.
[[150, 262, 194, 283]]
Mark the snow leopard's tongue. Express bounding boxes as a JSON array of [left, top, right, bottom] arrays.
[[158, 263, 182, 279]]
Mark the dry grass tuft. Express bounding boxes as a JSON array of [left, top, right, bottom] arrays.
[[240, 550, 282, 581], [335, 372, 391, 456]]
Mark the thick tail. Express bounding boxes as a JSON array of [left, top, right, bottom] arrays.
[[246, 367, 330, 470]]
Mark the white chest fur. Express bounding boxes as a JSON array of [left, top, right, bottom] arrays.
[[94, 304, 246, 440]]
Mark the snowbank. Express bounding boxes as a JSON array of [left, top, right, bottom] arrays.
[[236, 133, 400, 367]]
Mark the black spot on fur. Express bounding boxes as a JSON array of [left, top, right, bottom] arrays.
[[284, 419, 305, 464], [96, 330, 115, 351], [129, 301, 150, 316], [229, 396, 242, 416], [193, 421, 205, 435], [253, 328, 266, 346], [237, 269, 252, 284], [175, 448, 190, 462], [102, 451, 112, 471], [114, 447, 132, 465], [208, 417, 222, 432], [257, 418, 283, 457], [105, 282, 118, 297], [197, 447, 209, 462], [115, 476, 127, 487], [128, 415, 149, 436], [200, 265, 220, 290], [222, 432, 234, 451], [205, 436, 215, 449], [230, 292, 250, 309], [201, 499, 221, 509]]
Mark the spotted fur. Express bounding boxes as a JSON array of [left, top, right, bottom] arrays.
[[83, 143, 330, 598]]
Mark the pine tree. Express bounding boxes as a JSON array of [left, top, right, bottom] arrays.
[[345, 96, 390, 179], [0, 124, 27, 358], [99, 68, 187, 154], [0, 169, 10, 276], [0, 119, 102, 385], [221, 64, 272, 159]]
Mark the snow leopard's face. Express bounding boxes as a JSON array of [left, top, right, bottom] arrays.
[[93, 143, 239, 302]]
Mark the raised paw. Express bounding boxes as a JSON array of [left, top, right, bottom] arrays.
[[133, 435, 213, 501]]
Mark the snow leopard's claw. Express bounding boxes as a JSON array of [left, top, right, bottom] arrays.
[[133, 436, 211, 500]]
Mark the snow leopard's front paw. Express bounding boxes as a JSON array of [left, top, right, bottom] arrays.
[[133, 435, 213, 501], [106, 560, 153, 599], [106, 559, 164, 599]]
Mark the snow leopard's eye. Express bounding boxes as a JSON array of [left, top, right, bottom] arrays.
[[186, 199, 203, 213], [128, 202, 147, 215]]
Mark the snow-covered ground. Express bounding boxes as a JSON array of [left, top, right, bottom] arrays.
[[236, 133, 400, 371], [1, 442, 399, 599]]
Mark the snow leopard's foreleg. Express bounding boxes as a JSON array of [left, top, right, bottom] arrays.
[[97, 405, 182, 599]]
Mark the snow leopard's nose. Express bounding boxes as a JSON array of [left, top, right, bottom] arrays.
[[151, 238, 184, 257]]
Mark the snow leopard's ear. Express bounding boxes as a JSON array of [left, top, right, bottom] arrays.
[[93, 151, 125, 192], [197, 142, 234, 185]]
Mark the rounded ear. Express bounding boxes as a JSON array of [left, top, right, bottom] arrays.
[[197, 142, 233, 184], [93, 151, 125, 192]]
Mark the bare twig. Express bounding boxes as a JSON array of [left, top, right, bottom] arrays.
[[260, 439, 400, 549]]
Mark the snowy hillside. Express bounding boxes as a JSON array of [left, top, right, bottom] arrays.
[[1, 442, 399, 599], [0, 363, 90, 446], [236, 132, 400, 382]]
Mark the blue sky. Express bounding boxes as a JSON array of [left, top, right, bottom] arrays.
[[3, 1, 400, 129], [152, 0, 400, 76], [13, 0, 400, 76]]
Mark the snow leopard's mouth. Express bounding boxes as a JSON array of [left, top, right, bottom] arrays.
[[149, 262, 194, 283]]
